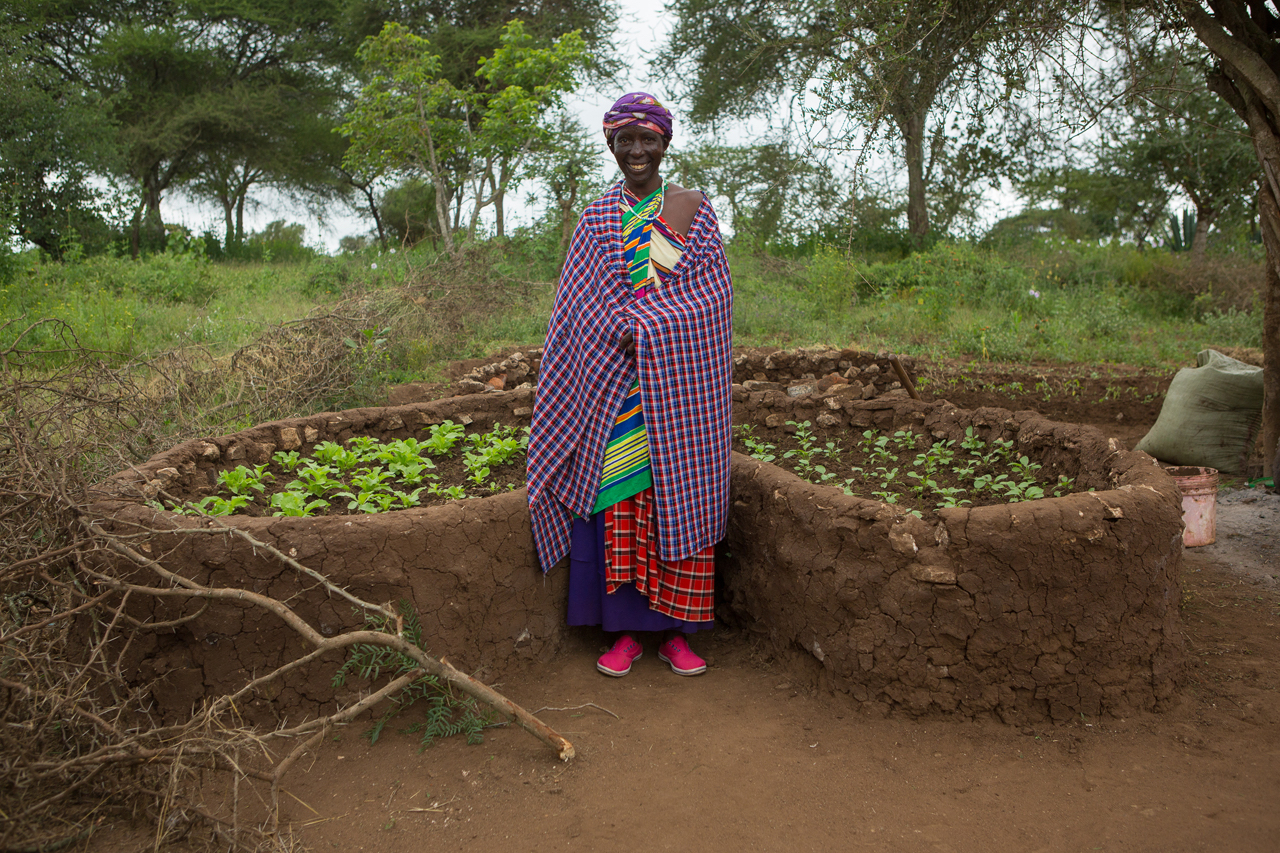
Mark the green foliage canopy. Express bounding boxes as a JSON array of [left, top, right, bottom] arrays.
[[340, 20, 587, 251]]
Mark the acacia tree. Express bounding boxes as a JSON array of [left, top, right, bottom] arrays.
[[1092, 44, 1259, 257], [187, 87, 349, 254], [1168, 0, 1280, 478], [660, 0, 1066, 242], [6, 0, 350, 254], [667, 142, 840, 246], [0, 28, 118, 256], [340, 20, 587, 253]]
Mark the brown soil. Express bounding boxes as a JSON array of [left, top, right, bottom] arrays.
[[258, 544, 1278, 853], [96, 356, 1280, 852]]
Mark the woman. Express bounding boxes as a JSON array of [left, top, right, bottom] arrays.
[[526, 93, 733, 677]]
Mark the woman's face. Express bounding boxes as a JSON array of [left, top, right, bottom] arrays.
[[609, 126, 669, 192]]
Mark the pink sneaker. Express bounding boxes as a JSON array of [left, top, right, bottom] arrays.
[[658, 635, 706, 676], [596, 635, 643, 676]]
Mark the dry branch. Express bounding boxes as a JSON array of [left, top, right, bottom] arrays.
[[0, 290, 558, 850], [87, 522, 575, 760]]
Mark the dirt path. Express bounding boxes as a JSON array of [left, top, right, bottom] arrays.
[[271, 506, 1278, 853]]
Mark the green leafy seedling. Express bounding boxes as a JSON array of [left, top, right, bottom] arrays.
[[390, 460, 437, 485], [350, 468, 395, 493], [346, 435, 383, 461], [423, 421, 465, 456], [196, 494, 251, 516], [217, 464, 272, 497], [286, 464, 344, 497], [271, 492, 330, 517], [272, 450, 303, 472], [312, 441, 361, 471]]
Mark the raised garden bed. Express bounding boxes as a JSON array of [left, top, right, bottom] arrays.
[[93, 348, 1186, 726], [723, 397, 1185, 723], [159, 420, 529, 518]]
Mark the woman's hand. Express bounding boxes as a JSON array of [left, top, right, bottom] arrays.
[[618, 330, 636, 358]]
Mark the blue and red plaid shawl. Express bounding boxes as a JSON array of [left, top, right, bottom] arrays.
[[527, 182, 733, 572]]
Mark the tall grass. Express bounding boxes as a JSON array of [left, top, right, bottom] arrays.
[[730, 239, 1264, 366], [1, 233, 1263, 398]]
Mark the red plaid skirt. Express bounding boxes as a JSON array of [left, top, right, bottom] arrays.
[[604, 486, 715, 622]]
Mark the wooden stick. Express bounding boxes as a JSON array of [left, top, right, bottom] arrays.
[[86, 522, 576, 761], [888, 355, 920, 400]]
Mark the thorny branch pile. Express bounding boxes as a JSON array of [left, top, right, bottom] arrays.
[[0, 308, 569, 852]]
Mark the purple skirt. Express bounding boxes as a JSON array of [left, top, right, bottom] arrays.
[[566, 513, 711, 634]]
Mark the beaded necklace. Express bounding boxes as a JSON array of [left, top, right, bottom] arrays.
[[622, 177, 666, 221]]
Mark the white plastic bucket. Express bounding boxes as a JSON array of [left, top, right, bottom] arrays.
[[1165, 466, 1218, 547]]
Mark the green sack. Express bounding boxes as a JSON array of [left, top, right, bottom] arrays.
[[1136, 349, 1264, 474]]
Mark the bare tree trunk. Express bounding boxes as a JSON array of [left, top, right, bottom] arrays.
[[1191, 211, 1211, 259], [219, 195, 235, 251], [362, 184, 388, 250], [899, 110, 930, 242], [1260, 186, 1280, 480]]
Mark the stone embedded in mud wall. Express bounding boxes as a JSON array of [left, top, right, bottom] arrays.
[[450, 346, 910, 405], [721, 399, 1186, 724]]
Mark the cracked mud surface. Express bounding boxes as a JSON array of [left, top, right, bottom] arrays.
[[92, 355, 1279, 852]]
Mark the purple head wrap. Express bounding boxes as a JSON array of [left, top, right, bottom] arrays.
[[603, 92, 673, 141]]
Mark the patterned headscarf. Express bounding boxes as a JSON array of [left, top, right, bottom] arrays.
[[603, 92, 673, 141]]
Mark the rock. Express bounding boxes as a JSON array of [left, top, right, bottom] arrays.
[[787, 384, 816, 398], [487, 374, 506, 391], [816, 372, 849, 392], [279, 428, 301, 450], [303, 427, 319, 443], [910, 563, 957, 584], [197, 441, 219, 461], [765, 413, 787, 428], [820, 382, 864, 401], [816, 411, 844, 428], [743, 380, 783, 392], [862, 383, 877, 400], [224, 444, 246, 462], [456, 379, 487, 395]]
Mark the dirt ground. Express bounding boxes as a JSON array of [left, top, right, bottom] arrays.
[[99, 357, 1280, 852], [257, 513, 1278, 853]]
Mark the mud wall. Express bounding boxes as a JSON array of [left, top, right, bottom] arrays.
[[94, 362, 1185, 725], [447, 346, 914, 401], [722, 399, 1185, 723], [92, 390, 560, 724]]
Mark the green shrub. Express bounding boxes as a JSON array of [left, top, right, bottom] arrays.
[[1199, 307, 1263, 348]]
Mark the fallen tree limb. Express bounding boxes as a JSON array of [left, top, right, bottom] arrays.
[[86, 520, 576, 761]]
